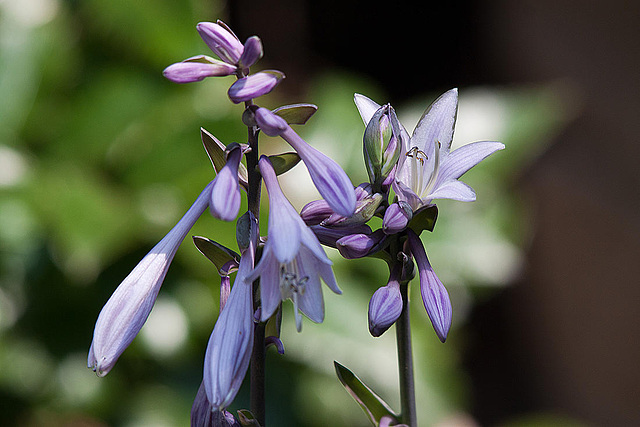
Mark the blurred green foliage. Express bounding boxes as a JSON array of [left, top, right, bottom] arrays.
[[0, 0, 579, 426]]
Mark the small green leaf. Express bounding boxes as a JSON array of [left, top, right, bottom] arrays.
[[237, 409, 262, 426], [407, 204, 438, 234], [334, 361, 400, 426], [200, 127, 249, 184], [273, 103, 318, 125], [192, 236, 240, 274], [267, 152, 301, 175]]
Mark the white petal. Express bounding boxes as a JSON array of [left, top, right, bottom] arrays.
[[437, 141, 504, 182], [354, 93, 381, 125], [411, 88, 458, 155], [427, 179, 476, 202]]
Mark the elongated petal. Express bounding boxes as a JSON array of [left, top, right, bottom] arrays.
[[426, 179, 476, 202], [406, 230, 452, 342], [247, 247, 282, 322], [435, 141, 505, 184], [203, 239, 255, 410], [228, 71, 284, 104], [210, 145, 243, 221], [197, 21, 244, 64], [294, 249, 325, 324], [280, 127, 356, 217], [258, 156, 301, 263], [354, 93, 381, 125], [411, 88, 458, 155], [88, 182, 213, 376], [191, 382, 242, 426], [163, 57, 236, 83], [254, 107, 288, 136]]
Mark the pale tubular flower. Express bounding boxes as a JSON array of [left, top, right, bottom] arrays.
[[355, 90, 505, 211], [203, 213, 257, 411], [246, 156, 341, 332], [88, 182, 213, 377], [253, 107, 357, 218], [406, 229, 452, 342], [197, 21, 244, 65], [162, 55, 236, 84], [210, 143, 243, 221]]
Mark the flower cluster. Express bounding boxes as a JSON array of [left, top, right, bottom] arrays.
[[88, 20, 355, 424], [87, 18, 503, 427], [303, 89, 504, 342]]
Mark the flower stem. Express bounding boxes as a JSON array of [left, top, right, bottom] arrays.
[[245, 112, 266, 425], [396, 278, 417, 426]]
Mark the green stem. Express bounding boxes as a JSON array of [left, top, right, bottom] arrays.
[[396, 277, 417, 426], [245, 119, 266, 425]]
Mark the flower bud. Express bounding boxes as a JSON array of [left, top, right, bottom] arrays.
[[210, 143, 243, 221], [300, 199, 333, 225], [382, 201, 412, 234], [363, 104, 402, 187], [228, 70, 285, 104], [309, 224, 372, 248], [254, 106, 288, 136], [197, 21, 244, 64], [336, 229, 386, 259], [239, 36, 263, 69], [368, 279, 402, 337], [321, 192, 383, 227], [163, 55, 236, 83]]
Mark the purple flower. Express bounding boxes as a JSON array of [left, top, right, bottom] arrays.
[[238, 36, 263, 69], [210, 143, 243, 221], [406, 229, 452, 342], [228, 71, 285, 104], [191, 382, 241, 427], [203, 214, 257, 411], [309, 224, 372, 248], [254, 107, 356, 218], [362, 103, 403, 186], [246, 156, 342, 331], [88, 182, 213, 376], [336, 229, 387, 259], [355, 90, 505, 211], [368, 264, 403, 337], [197, 21, 244, 65], [163, 55, 236, 84], [382, 201, 412, 235]]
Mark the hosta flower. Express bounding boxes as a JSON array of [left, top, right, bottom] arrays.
[[246, 156, 341, 331], [88, 182, 213, 376], [227, 71, 285, 104], [406, 229, 452, 342], [254, 107, 356, 218], [203, 214, 257, 411], [368, 264, 403, 337], [210, 143, 243, 221], [355, 89, 505, 211]]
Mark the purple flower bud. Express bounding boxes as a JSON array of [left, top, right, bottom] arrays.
[[382, 201, 412, 234], [88, 182, 213, 376], [406, 229, 452, 342], [363, 104, 403, 186], [300, 199, 333, 226], [239, 36, 263, 69], [309, 224, 372, 248], [191, 382, 241, 426], [197, 21, 244, 64], [254, 106, 289, 136], [321, 192, 383, 227], [203, 215, 258, 410], [336, 229, 387, 259], [368, 267, 403, 337], [210, 143, 243, 221], [227, 70, 285, 104], [163, 55, 236, 83]]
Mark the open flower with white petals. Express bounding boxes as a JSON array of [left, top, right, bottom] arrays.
[[246, 156, 341, 331], [355, 89, 505, 211]]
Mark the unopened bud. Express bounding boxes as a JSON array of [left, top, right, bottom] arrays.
[[363, 104, 402, 187]]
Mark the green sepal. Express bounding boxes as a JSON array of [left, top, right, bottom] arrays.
[[200, 127, 249, 184], [407, 204, 438, 234], [334, 361, 400, 426], [273, 103, 318, 125], [267, 152, 301, 175], [237, 409, 262, 427], [192, 236, 240, 275]]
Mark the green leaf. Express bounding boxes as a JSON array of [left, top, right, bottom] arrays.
[[192, 236, 240, 274], [334, 361, 400, 426], [407, 204, 438, 234], [267, 152, 301, 175], [273, 103, 318, 125], [200, 127, 249, 183], [237, 409, 262, 426]]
